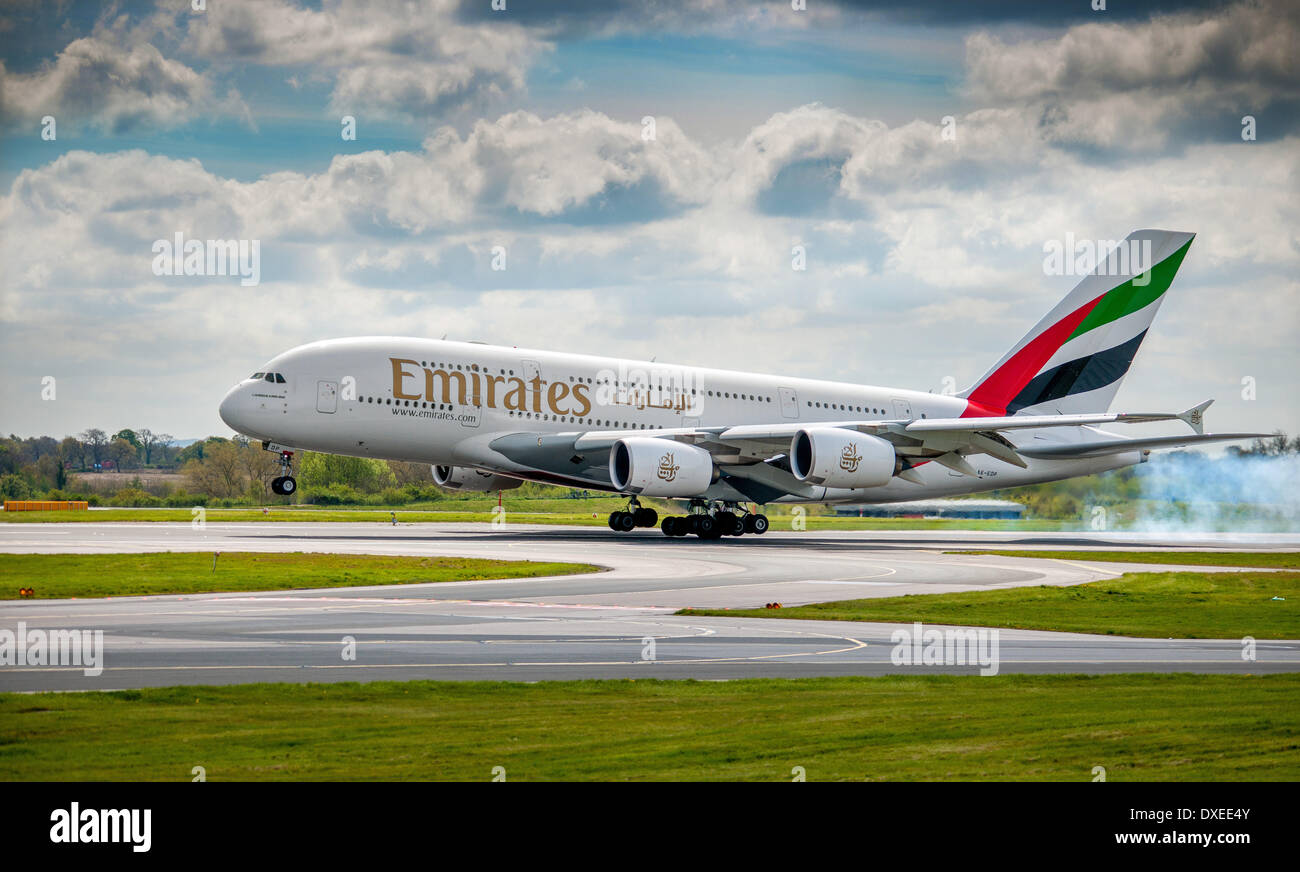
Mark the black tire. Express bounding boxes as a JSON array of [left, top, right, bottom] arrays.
[[636, 508, 658, 527], [752, 513, 769, 535], [608, 512, 620, 531], [616, 511, 637, 532], [281, 476, 296, 495], [694, 515, 718, 539], [742, 513, 756, 533], [270, 476, 284, 496], [662, 516, 677, 536]]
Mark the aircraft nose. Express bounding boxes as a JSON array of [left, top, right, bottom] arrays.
[[219, 384, 245, 431]]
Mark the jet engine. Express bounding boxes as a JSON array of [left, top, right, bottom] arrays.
[[432, 465, 524, 493], [609, 437, 716, 497], [790, 428, 896, 488]]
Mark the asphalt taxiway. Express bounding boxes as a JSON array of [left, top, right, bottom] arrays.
[[1, 523, 1296, 690]]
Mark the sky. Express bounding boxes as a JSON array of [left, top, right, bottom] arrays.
[[0, 0, 1296, 443]]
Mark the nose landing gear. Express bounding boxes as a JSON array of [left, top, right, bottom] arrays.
[[270, 450, 297, 496]]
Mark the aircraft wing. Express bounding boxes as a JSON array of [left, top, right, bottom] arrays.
[[570, 401, 1231, 476], [486, 399, 1260, 495]]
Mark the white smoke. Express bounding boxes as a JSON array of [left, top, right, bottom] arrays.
[[1130, 450, 1300, 533]]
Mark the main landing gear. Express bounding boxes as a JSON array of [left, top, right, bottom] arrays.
[[660, 501, 769, 539], [270, 451, 297, 496], [608, 497, 657, 532]]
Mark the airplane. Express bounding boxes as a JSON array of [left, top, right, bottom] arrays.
[[219, 229, 1267, 538]]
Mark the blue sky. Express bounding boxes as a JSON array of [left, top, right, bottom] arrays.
[[0, 0, 1295, 441]]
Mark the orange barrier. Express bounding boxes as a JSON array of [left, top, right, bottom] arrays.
[[3, 500, 89, 512]]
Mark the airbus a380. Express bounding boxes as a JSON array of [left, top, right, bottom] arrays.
[[219, 229, 1265, 538]]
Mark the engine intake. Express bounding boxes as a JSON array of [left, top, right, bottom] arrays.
[[432, 465, 524, 493], [609, 438, 716, 497], [790, 428, 896, 488]]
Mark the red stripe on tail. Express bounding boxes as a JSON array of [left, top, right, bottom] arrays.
[[962, 294, 1104, 417]]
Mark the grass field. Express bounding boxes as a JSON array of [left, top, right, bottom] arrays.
[[1, 675, 1295, 781], [955, 549, 1300, 569], [0, 552, 601, 599], [682, 571, 1300, 639]]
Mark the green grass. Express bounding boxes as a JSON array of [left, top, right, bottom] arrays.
[[0, 552, 601, 599], [954, 550, 1300, 569], [681, 571, 1300, 639], [1, 675, 1296, 781]]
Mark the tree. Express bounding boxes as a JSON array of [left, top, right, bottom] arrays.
[[175, 437, 227, 465], [80, 429, 109, 465], [107, 437, 138, 471], [300, 453, 395, 493], [152, 434, 175, 466], [59, 436, 84, 469], [134, 430, 175, 466], [387, 460, 434, 486], [184, 441, 246, 498], [239, 442, 280, 496]]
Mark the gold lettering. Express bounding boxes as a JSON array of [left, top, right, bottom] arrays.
[[391, 358, 422, 400], [486, 375, 505, 408], [570, 383, 593, 417], [529, 375, 544, 413], [504, 378, 528, 411], [426, 368, 469, 405], [547, 381, 571, 416]]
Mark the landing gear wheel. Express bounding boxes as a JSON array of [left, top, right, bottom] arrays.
[[634, 507, 658, 528], [280, 476, 296, 495], [751, 513, 769, 535], [742, 513, 756, 534], [615, 511, 636, 532], [693, 514, 720, 539], [608, 511, 620, 531], [662, 516, 680, 537], [715, 512, 740, 536], [271, 476, 284, 496]]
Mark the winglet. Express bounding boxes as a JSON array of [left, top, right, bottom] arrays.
[[1178, 399, 1213, 435]]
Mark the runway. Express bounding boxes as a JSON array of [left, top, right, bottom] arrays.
[[2, 522, 1297, 690]]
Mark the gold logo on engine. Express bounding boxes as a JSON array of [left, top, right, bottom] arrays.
[[839, 442, 862, 473], [657, 452, 680, 482]]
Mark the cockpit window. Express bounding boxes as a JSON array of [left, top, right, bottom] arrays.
[[264, 373, 275, 382], [251, 372, 264, 379], [274, 373, 286, 384]]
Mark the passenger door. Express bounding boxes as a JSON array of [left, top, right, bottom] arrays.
[[779, 387, 799, 419], [316, 380, 338, 413]]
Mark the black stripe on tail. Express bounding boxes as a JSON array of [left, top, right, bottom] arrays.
[[1006, 330, 1147, 414]]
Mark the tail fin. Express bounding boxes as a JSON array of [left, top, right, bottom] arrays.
[[958, 229, 1195, 416]]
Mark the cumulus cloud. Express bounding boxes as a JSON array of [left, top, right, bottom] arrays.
[[0, 36, 216, 132], [2, 1, 1297, 439], [182, 0, 545, 119], [963, 0, 1300, 147]]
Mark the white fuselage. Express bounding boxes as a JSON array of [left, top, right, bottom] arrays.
[[218, 337, 1139, 503]]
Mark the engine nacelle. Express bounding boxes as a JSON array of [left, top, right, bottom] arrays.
[[790, 428, 896, 488], [432, 465, 524, 493], [609, 438, 716, 497]]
